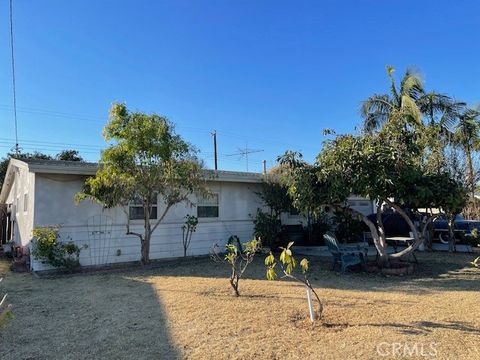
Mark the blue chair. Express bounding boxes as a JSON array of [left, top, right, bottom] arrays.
[[323, 232, 367, 273]]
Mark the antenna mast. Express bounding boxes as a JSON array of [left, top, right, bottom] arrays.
[[227, 145, 264, 172]]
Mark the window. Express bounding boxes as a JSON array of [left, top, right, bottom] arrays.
[[197, 193, 219, 218], [129, 193, 158, 220], [23, 193, 28, 212], [288, 208, 300, 217]]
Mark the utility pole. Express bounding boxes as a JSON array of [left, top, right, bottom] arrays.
[[211, 130, 218, 170], [9, 0, 19, 156], [263, 160, 267, 174]]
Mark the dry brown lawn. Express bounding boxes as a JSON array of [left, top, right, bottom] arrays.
[[0, 252, 479, 360]]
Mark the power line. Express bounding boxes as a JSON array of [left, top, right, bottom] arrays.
[[0, 104, 319, 152], [9, 0, 19, 155]]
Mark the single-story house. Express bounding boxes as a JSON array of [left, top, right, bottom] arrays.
[[0, 158, 375, 271]]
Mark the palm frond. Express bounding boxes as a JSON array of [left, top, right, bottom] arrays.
[[400, 69, 424, 101], [400, 95, 422, 126], [386, 65, 400, 104], [360, 94, 393, 132]]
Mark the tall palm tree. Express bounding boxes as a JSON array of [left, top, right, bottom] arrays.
[[361, 66, 463, 133], [453, 108, 480, 197], [361, 66, 424, 133]]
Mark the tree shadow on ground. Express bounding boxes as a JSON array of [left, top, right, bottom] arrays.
[[351, 320, 480, 336], [0, 271, 181, 360], [117, 251, 480, 295]]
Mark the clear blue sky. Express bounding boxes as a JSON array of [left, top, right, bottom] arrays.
[[1, 0, 479, 172]]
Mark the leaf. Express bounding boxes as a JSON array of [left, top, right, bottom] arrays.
[[264, 253, 275, 266], [266, 267, 277, 281], [300, 258, 309, 274]]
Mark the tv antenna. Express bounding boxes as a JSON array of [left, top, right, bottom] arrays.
[[227, 145, 264, 172]]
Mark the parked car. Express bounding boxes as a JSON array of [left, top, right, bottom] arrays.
[[366, 211, 480, 244], [365, 212, 411, 238], [432, 214, 480, 244]]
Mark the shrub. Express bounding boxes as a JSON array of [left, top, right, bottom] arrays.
[[253, 209, 281, 249], [332, 208, 364, 244], [212, 238, 260, 296], [181, 215, 198, 257], [463, 227, 480, 247], [32, 226, 81, 270]]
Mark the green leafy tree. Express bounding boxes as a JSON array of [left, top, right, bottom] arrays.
[[56, 149, 84, 162], [316, 129, 467, 262], [253, 179, 293, 248], [276, 153, 326, 243], [76, 103, 208, 264], [1, 149, 83, 188], [265, 242, 323, 320], [0, 151, 52, 188]]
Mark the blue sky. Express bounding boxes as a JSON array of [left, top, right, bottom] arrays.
[[1, 0, 480, 172]]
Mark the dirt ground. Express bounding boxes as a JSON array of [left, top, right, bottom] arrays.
[[0, 252, 479, 360]]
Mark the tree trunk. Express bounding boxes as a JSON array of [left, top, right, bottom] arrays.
[[334, 205, 388, 266], [466, 145, 475, 199], [142, 206, 152, 265], [421, 214, 438, 251], [447, 215, 456, 252], [386, 201, 422, 259], [376, 203, 387, 249], [230, 274, 240, 296]]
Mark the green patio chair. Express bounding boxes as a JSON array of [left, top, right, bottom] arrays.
[[323, 232, 367, 273]]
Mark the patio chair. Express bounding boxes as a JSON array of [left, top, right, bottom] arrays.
[[323, 232, 367, 273]]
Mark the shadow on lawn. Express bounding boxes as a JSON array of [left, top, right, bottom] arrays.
[[356, 320, 480, 336], [0, 272, 181, 360], [132, 252, 480, 295]]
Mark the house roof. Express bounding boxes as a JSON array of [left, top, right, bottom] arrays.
[[0, 158, 263, 203]]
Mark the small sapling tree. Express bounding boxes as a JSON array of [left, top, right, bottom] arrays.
[[182, 215, 198, 257], [265, 242, 323, 321], [212, 238, 260, 296]]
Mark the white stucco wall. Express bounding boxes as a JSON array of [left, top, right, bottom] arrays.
[[5, 165, 35, 247], [32, 173, 262, 271]]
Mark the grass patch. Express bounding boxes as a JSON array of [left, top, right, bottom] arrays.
[[0, 252, 479, 359]]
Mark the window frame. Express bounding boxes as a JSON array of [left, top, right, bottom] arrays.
[[23, 193, 28, 213], [128, 193, 158, 221], [197, 193, 220, 219]]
